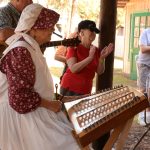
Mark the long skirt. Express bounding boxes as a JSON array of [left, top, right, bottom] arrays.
[[0, 101, 80, 150]]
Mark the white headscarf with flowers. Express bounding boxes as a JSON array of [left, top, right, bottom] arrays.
[[4, 3, 59, 55]]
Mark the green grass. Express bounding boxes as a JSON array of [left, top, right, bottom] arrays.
[[49, 67, 137, 89], [113, 69, 137, 88]]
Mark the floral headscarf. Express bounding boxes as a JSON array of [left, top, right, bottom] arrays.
[[6, 3, 60, 46]]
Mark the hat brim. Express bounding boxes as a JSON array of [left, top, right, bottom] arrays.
[[94, 28, 100, 34], [89, 27, 100, 34]]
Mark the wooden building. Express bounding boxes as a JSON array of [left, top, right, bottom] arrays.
[[118, 0, 150, 80]]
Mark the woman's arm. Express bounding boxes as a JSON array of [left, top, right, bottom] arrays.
[[1, 47, 62, 113], [140, 45, 150, 53], [67, 56, 93, 73], [55, 31, 78, 64], [67, 46, 96, 73], [40, 99, 62, 113], [97, 58, 105, 75], [97, 43, 114, 75], [1, 47, 41, 113], [54, 46, 67, 63]]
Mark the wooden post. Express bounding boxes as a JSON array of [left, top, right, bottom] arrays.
[[96, 0, 117, 91]]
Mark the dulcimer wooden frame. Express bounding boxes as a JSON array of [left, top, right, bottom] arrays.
[[64, 86, 149, 149]]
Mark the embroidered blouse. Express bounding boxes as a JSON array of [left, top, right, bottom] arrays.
[[0, 47, 41, 114]]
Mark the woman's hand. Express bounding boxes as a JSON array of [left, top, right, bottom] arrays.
[[48, 100, 62, 113], [100, 43, 114, 59], [68, 32, 78, 39], [40, 99, 62, 113]]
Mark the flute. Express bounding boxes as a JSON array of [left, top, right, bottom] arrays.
[[0, 37, 81, 49], [40, 37, 81, 48]]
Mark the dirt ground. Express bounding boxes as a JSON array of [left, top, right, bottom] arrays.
[[113, 68, 150, 149], [119, 116, 150, 150]]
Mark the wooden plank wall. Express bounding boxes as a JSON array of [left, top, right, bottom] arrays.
[[123, 0, 150, 74]]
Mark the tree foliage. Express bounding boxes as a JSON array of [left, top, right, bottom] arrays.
[[47, 0, 124, 27], [46, 0, 100, 21], [0, 0, 124, 29], [117, 8, 125, 27], [77, 0, 100, 21], [47, 0, 69, 10]]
